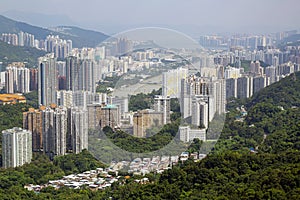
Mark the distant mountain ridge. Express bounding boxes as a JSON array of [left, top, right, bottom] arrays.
[[0, 15, 109, 48], [2, 10, 77, 28]]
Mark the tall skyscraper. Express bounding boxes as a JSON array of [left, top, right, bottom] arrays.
[[133, 109, 164, 138], [23, 108, 43, 152], [237, 76, 253, 99], [45, 35, 72, 59], [265, 66, 277, 85], [5, 67, 14, 94], [213, 78, 226, 115], [192, 96, 209, 128], [56, 61, 66, 77], [69, 107, 88, 154], [30, 68, 38, 91], [82, 59, 96, 93], [42, 106, 67, 157], [2, 127, 32, 168], [154, 95, 171, 125], [180, 78, 192, 119], [110, 96, 128, 119], [99, 104, 120, 130], [57, 90, 73, 108], [224, 66, 240, 79], [66, 57, 96, 93], [87, 103, 102, 130], [66, 56, 79, 91], [253, 76, 267, 94], [250, 61, 261, 74], [116, 38, 133, 55], [5, 65, 30, 94], [180, 75, 225, 120], [162, 67, 188, 98], [38, 53, 58, 106], [226, 78, 237, 99], [17, 67, 30, 93]]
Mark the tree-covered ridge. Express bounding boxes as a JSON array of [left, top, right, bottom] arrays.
[[0, 103, 31, 166], [247, 72, 300, 109], [0, 72, 300, 199], [24, 91, 39, 109], [217, 102, 300, 154], [0, 103, 30, 134], [0, 40, 46, 68], [53, 149, 106, 175], [107, 151, 300, 199], [102, 118, 180, 153], [0, 151, 106, 200], [215, 73, 300, 154], [128, 88, 162, 111]]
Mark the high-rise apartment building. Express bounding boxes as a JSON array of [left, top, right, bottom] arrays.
[[38, 53, 58, 106], [253, 76, 267, 94], [99, 104, 120, 130], [66, 57, 96, 93], [133, 109, 164, 138], [68, 107, 88, 154], [153, 95, 171, 125], [45, 35, 72, 58], [237, 76, 253, 99], [250, 61, 261, 75], [81, 59, 96, 93], [2, 127, 32, 168], [42, 106, 67, 157], [109, 96, 128, 119], [265, 66, 277, 85], [116, 38, 133, 56], [180, 76, 225, 120], [5, 67, 14, 94], [87, 103, 102, 130], [30, 68, 38, 91], [224, 66, 240, 79], [162, 67, 188, 98], [23, 108, 43, 151], [57, 90, 73, 108], [191, 96, 209, 128], [5, 64, 30, 94], [179, 126, 206, 142], [213, 78, 226, 115], [226, 78, 237, 99]]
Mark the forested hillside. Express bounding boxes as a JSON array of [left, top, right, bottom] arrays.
[[0, 40, 45, 68], [0, 72, 299, 199]]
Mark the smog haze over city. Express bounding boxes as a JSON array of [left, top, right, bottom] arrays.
[[1, 0, 300, 36]]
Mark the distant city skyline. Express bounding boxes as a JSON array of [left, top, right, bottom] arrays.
[[1, 0, 300, 37]]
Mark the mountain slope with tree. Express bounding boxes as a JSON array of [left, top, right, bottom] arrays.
[[247, 72, 300, 109], [0, 40, 46, 68], [0, 15, 109, 48], [0, 72, 300, 199]]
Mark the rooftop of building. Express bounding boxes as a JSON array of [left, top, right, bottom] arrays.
[[0, 94, 26, 103], [103, 104, 117, 109], [2, 127, 30, 134]]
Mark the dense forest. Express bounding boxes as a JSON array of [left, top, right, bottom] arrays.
[[0, 40, 45, 68], [0, 150, 106, 200], [0, 72, 300, 199], [0, 103, 31, 145], [128, 88, 162, 111]]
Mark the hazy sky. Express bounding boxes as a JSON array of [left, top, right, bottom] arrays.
[[1, 0, 299, 36]]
